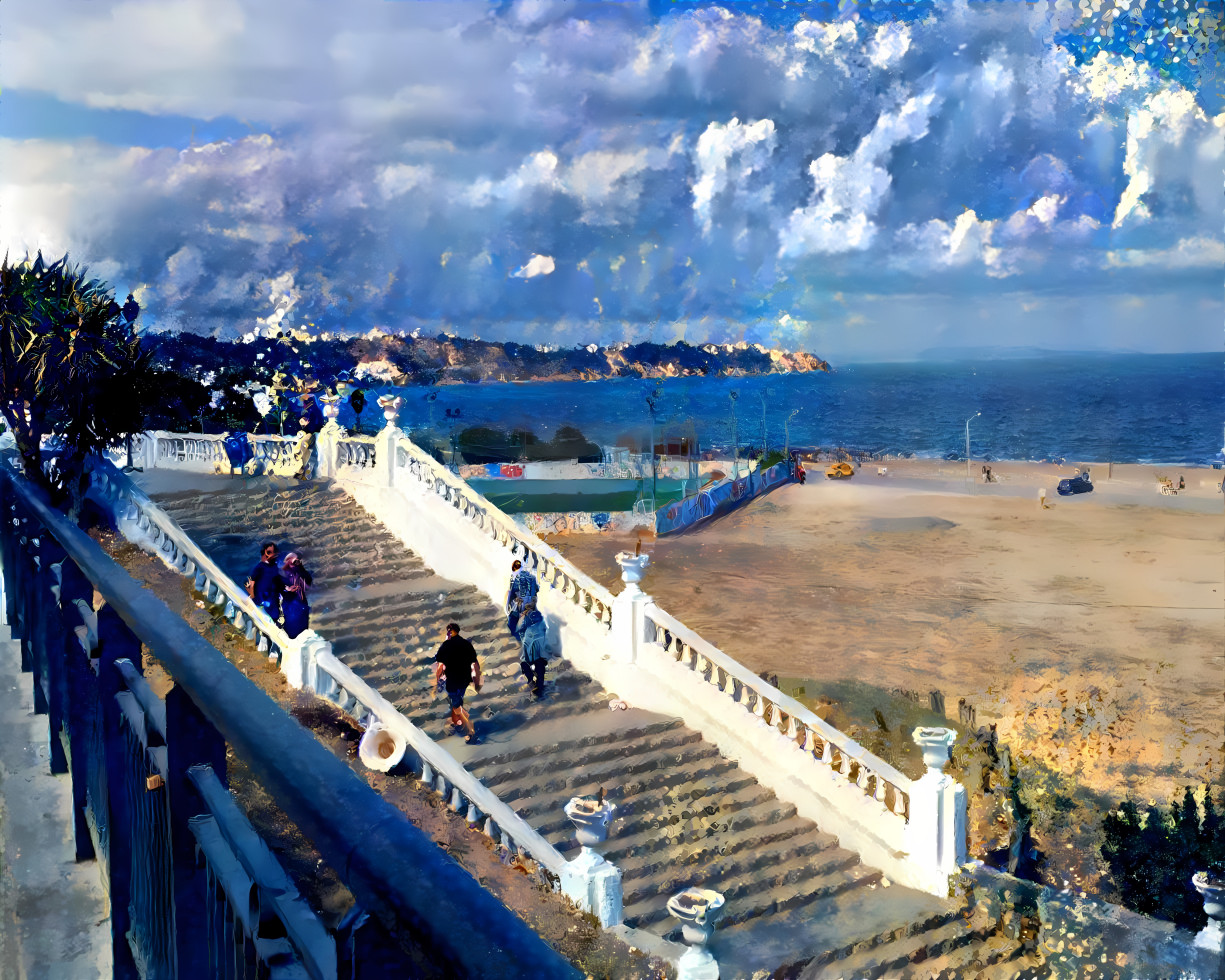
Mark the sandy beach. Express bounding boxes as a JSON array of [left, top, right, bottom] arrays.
[[546, 458, 1224, 884]]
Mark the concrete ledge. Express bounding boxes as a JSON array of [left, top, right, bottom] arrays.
[[0, 625, 111, 979]]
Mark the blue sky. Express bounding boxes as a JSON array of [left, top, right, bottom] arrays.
[[1, 0, 1220, 361]]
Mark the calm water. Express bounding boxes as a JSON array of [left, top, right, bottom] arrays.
[[349, 353, 1223, 466]]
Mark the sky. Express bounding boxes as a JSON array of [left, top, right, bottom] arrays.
[[0, 0, 1221, 362]]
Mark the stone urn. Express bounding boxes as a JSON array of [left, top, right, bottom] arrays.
[[913, 727, 958, 772], [1192, 871, 1225, 952], [320, 393, 341, 420], [565, 794, 616, 852], [615, 551, 650, 593], [667, 887, 725, 980], [377, 394, 403, 425]]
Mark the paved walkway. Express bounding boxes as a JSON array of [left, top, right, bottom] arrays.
[[0, 623, 111, 979]]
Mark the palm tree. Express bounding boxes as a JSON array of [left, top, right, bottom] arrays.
[[0, 251, 148, 514]]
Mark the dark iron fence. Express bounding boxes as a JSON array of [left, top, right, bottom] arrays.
[[0, 464, 579, 980]]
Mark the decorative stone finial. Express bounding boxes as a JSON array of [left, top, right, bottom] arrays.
[[912, 726, 957, 773], [615, 551, 650, 594], [1192, 871, 1225, 953], [565, 794, 616, 853], [377, 394, 403, 425], [667, 887, 725, 980], [320, 393, 341, 420]]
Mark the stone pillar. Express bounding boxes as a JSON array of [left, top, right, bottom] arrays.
[[907, 727, 967, 890], [611, 552, 650, 664], [317, 419, 343, 481], [667, 888, 725, 980], [560, 796, 622, 928], [1192, 872, 1225, 957]]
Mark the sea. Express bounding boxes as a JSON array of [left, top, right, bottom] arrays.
[[354, 352, 1223, 467]]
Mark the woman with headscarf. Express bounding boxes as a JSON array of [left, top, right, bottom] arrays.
[[280, 552, 314, 638]]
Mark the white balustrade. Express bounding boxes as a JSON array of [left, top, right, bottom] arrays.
[[309, 650, 568, 889], [84, 460, 306, 681], [641, 604, 915, 826], [248, 434, 300, 476], [387, 435, 615, 632]]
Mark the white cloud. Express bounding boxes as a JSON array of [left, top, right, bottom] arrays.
[[512, 253, 556, 279], [1106, 236, 1225, 269], [691, 118, 777, 235], [867, 24, 911, 69]]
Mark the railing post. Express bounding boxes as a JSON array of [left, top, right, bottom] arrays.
[[907, 727, 967, 891], [60, 556, 98, 862], [611, 552, 651, 664], [377, 424, 402, 489], [317, 419, 343, 481], [97, 604, 143, 980], [165, 683, 227, 978], [40, 540, 71, 775]]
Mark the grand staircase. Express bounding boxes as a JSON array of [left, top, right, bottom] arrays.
[[148, 476, 1039, 979]]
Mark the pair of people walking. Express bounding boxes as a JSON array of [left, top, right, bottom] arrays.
[[245, 542, 314, 638], [506, 559, 549, 700]]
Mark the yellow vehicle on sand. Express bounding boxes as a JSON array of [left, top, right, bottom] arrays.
[[825, 461, 854, 479]]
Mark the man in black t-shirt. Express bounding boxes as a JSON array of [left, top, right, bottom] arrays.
[[433, 623, 482, 743]]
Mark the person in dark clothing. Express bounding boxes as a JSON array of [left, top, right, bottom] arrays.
[[433, 623, 483, 743], [512, 601, 549, 699], [505, 559, 539, 636], [246, 541, 283, 622], [294, 389, 325, 479], [280, 552, 313, 638]]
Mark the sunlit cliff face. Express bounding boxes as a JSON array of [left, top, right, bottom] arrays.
[[1, 1, 1220, 358]]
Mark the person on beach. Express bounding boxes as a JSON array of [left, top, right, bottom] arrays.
[[512, 601, 549, 699], [280, 552, 313, 639], [293, 384, 325, 480], [505, 559, 539, 635], [434, 623, 483, 744], [246, 541, 284, 622]]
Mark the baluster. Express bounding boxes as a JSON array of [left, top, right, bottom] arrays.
[[450, 787, 463, 813], [753, 692, 767, 721], [421, 761, 434, 786], [435, 773, 447, 797], [484, 816, 497, 839], [466, 802, 480, 826]]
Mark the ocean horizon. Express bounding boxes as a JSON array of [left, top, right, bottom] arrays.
[[341, 351, 1223, 468]]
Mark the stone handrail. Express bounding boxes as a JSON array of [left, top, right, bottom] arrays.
[[391, 435, 616, 628], [337, 435, 378, 475], [85, 459, 298, 670], [309, 650, 567, 882], [248, 433, 300, 475], [642, 604, 913, 824], [143, 429, 230, 473]]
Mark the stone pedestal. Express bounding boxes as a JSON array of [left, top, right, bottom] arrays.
[[560, 796, 621, 927], [667, 888, 725, 980], [1192, 872, 1225, 955], [316, 421, 344, 480], [612, 552, 651, 663], [907, 727, 967, 885]]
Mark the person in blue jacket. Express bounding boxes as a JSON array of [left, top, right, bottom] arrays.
[[512, 601, 549, 699]]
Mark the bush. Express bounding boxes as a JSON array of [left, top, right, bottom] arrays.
[[1100, 784, 1225, 929]]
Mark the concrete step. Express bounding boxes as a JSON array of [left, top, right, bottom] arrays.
[[147, 477, 954, 963]]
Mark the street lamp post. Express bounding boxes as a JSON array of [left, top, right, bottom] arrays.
[[646, 384, 663, 506], [785, 408, 800, 461], [965, 412, 981, 481], [729, 390, 740, 481]]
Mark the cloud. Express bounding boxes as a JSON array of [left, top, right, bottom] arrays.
[[512, 253, 556, 279], [691, 117, 777, 234], [0, 0, 1218, 356]]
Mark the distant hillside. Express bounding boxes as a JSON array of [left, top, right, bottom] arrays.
[[142, 331, 830, 387]]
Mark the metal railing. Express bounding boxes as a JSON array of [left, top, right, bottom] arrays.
[[0, 461, 579, 979]]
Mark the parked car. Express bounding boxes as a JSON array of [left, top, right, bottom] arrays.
[[1057, 472, 1094, 496], [826, 461, 855, 479]]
